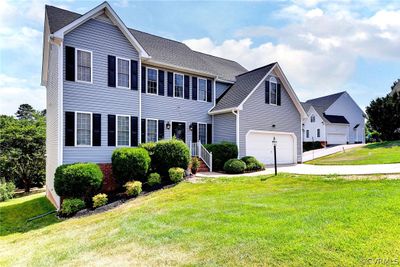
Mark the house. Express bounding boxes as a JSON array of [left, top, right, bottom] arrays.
[[390, 79, 400, 96], [41, 2, 307, 207], [302, 91, 366, 146]]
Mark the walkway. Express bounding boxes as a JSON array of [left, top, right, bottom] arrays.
[[302, 144, 365, 162]]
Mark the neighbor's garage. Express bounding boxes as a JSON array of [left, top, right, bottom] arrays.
[[246, 131, 297, 164], [326, 133, 347, 145], [326, 124, 349, 145]]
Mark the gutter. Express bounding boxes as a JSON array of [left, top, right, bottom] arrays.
[[232, 109, 240, 157]]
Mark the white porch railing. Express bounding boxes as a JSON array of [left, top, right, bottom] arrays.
[[189, 141, 213, 172]]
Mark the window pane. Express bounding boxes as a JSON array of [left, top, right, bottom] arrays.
[[198, 79, 206, 101], [147, 119, 157, 142], [199, 124, 206, 144], [118, 59, 129, 88], [147, 68, 158, 94], [77, 50, 91, 82], [77, 113, 91, 145], [117, 116, 130, 146], [175, 74, 184, 98], [270, 82, 277, 105]]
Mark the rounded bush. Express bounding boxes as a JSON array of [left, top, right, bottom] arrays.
[[0, 179, 15, 202], [153, 139, 190, 177], [139, 142, 156, 156], [223, 159, 246, 174], [112, 147, 151, 184], [147, 173, 161, 187], [54, 163, 103, 198], [241, 156, 265, 171], [203, 142, 238, 171], [60, 198, 85, 216], [92, 193, 108, 208], [124, 181, 142, 197], [168, 167, 185, 183]]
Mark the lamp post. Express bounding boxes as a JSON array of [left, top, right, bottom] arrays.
[[272, 137, 277, 176]]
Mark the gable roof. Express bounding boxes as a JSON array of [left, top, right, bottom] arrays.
[[45, 4, 247, 82], [305, 91, 346, 111], [324, 115, 349, 124], [302, 101, 349, 124]]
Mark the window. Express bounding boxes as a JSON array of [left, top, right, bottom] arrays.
[[311, 115, 315, 123], [117, 115, 130, 146], [198, 78, 207, 102], [76, 49, 92, 83], [306, 130, 309, 138], [146, 119, 158, 142], [269, 77, 277, 105], [117, 58, 130, 88], [198, 123, 207, 144], [174, 73, 184, 98], [147, 68, 158, 94], [76, 112, 92, 146], [317, 129, 321, 138]]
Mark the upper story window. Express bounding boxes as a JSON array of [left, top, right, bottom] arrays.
[[117, 115, 130, 146], [198, 123, 207, 144], [117, 58, 130, 88], [76, 112, 92, 146], [306, 130, 309, 138], [146, 119, 158, 143], [311, 115, 316, 123], [76, 49, 92, 83], [198, 78, 207, 102], [174, 73, 184, 98], [147, 68, 158, 94], [269, 77, 277, 105]]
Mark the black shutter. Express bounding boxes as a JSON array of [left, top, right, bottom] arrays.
[[65, 112, 75, 146], [158, 120, 164, 140], [141, 66, 146, 93], [167, 72, 173, 97], [131, 116, 138, 146], [131, 60, 138, 90], [277, 83, 281, 106], [158, 70, 164, 96], [192, 77, 197, 100], [184, 75, 190, 99], [207, 79, 212, 102], [207, 124, 212, 144], [265, 80, 270, 104], [192, 122, 198, 143], [108, 55, 116, 87], [65, 46, 75, 81], [141, 119, 146, 143], [93, 114, 101, 146], [108, 115, 116, 146]]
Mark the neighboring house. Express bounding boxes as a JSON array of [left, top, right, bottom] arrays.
[[41, 2, 307, 208], [390, 79, 400, 96], [302, 91, 366, 146]]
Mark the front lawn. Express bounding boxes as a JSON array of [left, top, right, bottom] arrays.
[[307, 140, 400, 165], [1, 174, 400, 266]]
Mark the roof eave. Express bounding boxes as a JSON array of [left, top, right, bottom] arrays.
[[144, 59, 217, 78], [208, 107, 240, 115]]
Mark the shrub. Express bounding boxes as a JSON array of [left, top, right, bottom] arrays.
[[147, 173, 161, 187], [92, 193, 108, 208], [54, 163, 103, 199], [139, 142, 156, 156], [191, 157, 200, 174], [60, 198, 85, 216], [124, 181, 142, 197], [169, 167, 185, 183], [203, 142, 238, 171], [223, 159, 246, 174], [153, 139, 190, 177], [0, 179, 15, 202], [112, 147, 151, 184], [241, 156, 265, 171], [303, 142, 324, 152]]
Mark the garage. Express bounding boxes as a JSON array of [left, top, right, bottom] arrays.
[[246, 131, 297, 165], [327, 133, 347, 145]]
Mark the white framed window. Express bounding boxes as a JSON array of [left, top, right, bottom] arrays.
[[198, 78, 207, 102], [76, 49, 92, 83], [317, 128, 321, 138], [147, 67, 158, 94], [117, 57, 130, 89], [116, 115, 130, 146], [75, 111, 92, 146], [306, 130, 309, 138], [198, 123, 207, 144], [311, 115, 315, 123], [146, 119, 158, 143], [269, 77, 277, 105], [174, 73, 184, 98]]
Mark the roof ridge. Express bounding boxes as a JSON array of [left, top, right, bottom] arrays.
[[128, 28, 191, 47], [306, 91, 346, 102], [236, 62, 276, 78]]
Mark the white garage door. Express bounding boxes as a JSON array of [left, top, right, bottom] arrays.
[[327, 133, 347, 145], [246, 131, 296, 165]]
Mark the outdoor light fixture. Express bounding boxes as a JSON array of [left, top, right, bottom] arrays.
[[166, 122, 171, 130], [189, 123, 193, 131], [272, 137, 278, 176]]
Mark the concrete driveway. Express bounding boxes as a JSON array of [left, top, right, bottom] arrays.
[[302, 144, 365, 162]]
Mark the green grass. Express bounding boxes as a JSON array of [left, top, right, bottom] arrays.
[[1, 174, 400, 266], [307, 140, 400, 165]]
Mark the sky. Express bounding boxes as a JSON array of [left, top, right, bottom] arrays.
[[0, 0, 399, 115]]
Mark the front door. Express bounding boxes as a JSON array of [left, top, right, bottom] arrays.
[[172, 122, 186, 143]]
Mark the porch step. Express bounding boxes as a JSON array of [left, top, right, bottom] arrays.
[[196, 158, 210, 172]]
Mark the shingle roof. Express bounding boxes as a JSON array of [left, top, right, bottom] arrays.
[[45, 5, 247, 81], [302, 96, 350, 124], [211, 63, 276, 112], [324, 115, 349, 124], [305, 91, 346, 111]]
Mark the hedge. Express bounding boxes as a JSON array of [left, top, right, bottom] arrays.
[[112, 147, 151, 184], [169, 167, 185, 183], [203, 142, 238, 171], [223, 159, 246, 174], [241, 156, 265, 171], [60, 198, 85, 216]]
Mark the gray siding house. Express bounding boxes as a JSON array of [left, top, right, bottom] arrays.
[[41, 2, 307, 207]]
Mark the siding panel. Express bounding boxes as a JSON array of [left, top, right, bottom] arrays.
[[213, 113, 236, 143]]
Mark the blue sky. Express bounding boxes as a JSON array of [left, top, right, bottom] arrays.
[[1, 0, 399, 115]]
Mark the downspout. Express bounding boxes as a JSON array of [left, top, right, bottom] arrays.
[[138, 56, 142, 145], [232, 109, 240, 158]]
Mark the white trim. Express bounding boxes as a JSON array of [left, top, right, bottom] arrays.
[[173, 72, 184, 99], [197, 78, 207, 102], [197, 122, 207, 144], [58, 41, 64, 166], [208, 107, 239, 115], [74, 111, 93, 147], [116, 114, 131, 147], [146, 67, 158, 95], [138, 59, 142, 144], [116, 56, 131, 89], [75, 48, 93, 84], [170, 120, 187, 143], [232, 110, 240, 157], [269, 77, 278, 106], [145, 118, 158, 143]]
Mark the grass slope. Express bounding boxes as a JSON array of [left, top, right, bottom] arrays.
[[307, 141, 400, 165], [1, 174, 400, 266]]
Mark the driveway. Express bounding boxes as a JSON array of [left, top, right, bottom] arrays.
[[302, 144, 365, 162]]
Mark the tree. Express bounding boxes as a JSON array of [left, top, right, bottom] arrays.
[[15, 104, 36, 120]]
